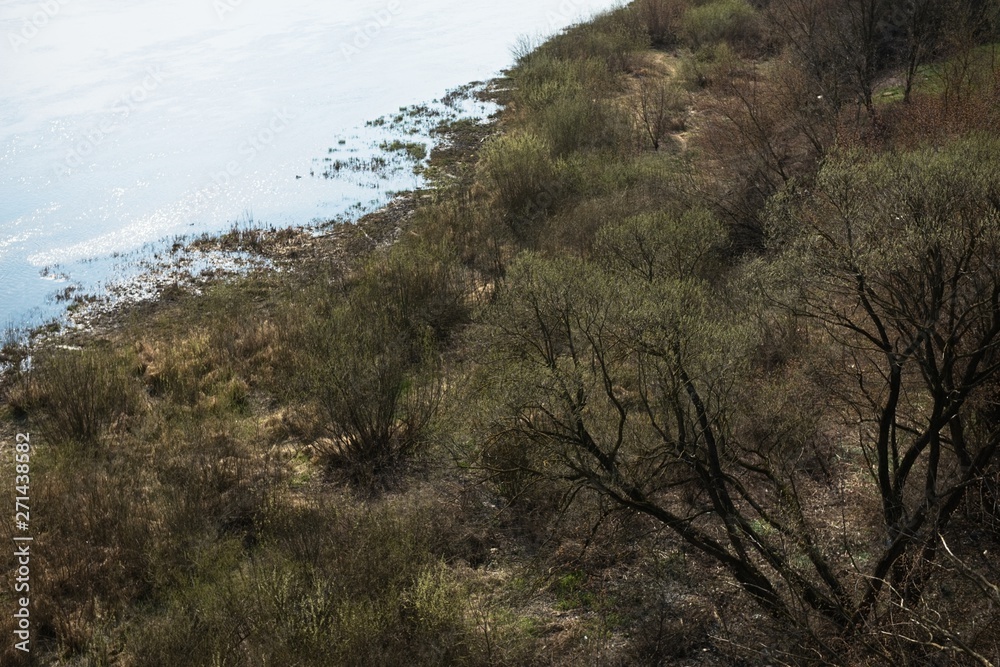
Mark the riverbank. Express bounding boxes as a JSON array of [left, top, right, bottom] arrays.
[[20, 86, 499, 348], [51, 192, 416, 340], [6, 2, 1000, 665]]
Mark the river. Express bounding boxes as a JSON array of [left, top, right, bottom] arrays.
[[0, 0, 624, 328]]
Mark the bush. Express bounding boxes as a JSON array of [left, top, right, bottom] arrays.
[[678, 42, 741, 89], [634, 0, 689, 48], [542, 194, 630, 256], [512, 54, 632, 158], [303, 312, 439, 486], [352, 241, 472, 346], [121, 491, 482, 666], [539, 89, 626, 157], [12, 439, 158, 656], [680, 0, 760, 52], [412, 196, 509, 281], [595, 207, 724, 283], [292, 247, 466, 485], [477, 131, 558, 241], [634, 78, 688, 150], [31, 346, 144, 445], [539, 8, 649, 74], [515, 53, 616, 110]]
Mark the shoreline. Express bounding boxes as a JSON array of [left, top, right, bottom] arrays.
[[16, 84, 499, 349], [53, 192, 420, 342]]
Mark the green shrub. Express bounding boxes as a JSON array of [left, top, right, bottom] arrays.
[[595, 208, 724, 283], [514, 53, 613, 111], [678, 42, 741, 89], [478, 131, 558, 241], [303, 313, 439, 485], [553, 571, 594, 610], [412, 196, 509, 281], [556, 93, 636, 157], [121, 492, 483, 666], [25, 443, 156, 655], [680, 0, 759, 52], [542, 193, 634, 256], [292, 251, 459, 485], [403, 561, 470, 660], [539, 8, 648, 74], [352, 241, 471, 346], [512, 54, 631, 158]]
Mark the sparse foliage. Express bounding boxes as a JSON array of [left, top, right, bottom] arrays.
[[635, 77, 686, 150]]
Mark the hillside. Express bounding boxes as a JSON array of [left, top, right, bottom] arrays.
[[3, 1, 1000, 664]]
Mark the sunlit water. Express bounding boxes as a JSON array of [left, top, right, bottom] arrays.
[[0, 0, 623, 329]]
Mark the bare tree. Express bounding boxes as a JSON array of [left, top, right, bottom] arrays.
[[762, 0, 893, 119], [636, 77, 684, 151], [473, 135, 1000, 660], [895, 0, 943, 102], [769, 134, 1000, 632], [760, 0, 853, 109], [695, 59, 833, 251]]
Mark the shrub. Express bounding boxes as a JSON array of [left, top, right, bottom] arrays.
[[24, 442, 157, 656], [31, 346, 144, 445], [595, 207, 724, 283], [634, 78, 688, 150], [352, 241, 472, 346], [546, 92, 635, 158], [514, 53, 610, 111], [413, 196, 509, 281], [403, 561, 470, 660], [512, 54, 632, 158], [634, 0, 689, 48], [477, 131, 558, 242], [292, 248, 466, 486], [120, 490, 485, 666], [680, 0, 759, 52], [540, 8, 649, 74], [303, 313, 439, 486], [542, 194, 628, 256], [678, 42, 741, 89]]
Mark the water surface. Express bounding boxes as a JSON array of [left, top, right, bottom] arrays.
[[0, 0, 624, 328]]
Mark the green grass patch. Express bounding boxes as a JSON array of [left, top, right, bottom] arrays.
[[380, 139, 428, 161], [878, 43, 1000, 104]]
